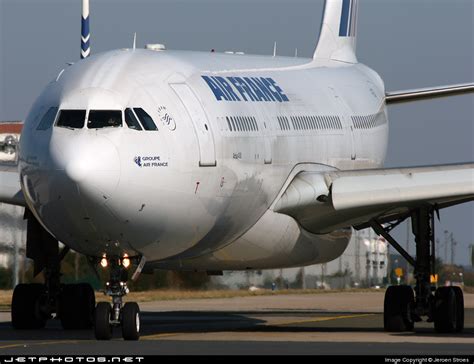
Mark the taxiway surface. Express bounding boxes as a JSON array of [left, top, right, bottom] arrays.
[[0, 291, 472, 355]]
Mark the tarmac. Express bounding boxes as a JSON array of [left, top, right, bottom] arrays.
[[0, 291, 472, 355]]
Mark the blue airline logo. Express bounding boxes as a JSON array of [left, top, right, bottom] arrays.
[[339, 0, 358, 37], [202, 76, 289, 102]]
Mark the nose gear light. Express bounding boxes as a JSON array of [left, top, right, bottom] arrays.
[[100, 256, 108, 268], [122, 254, 131, 269]]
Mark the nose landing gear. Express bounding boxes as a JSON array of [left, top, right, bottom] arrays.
[[94, 256, 143, 341]]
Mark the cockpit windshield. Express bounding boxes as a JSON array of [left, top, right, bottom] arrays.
[[87, 110, 122, 129], [134, 108, 158, 131], [124, 108, 143, 130], [56, 110, 86, 129]]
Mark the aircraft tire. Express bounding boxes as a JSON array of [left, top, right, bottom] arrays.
[[434, 286, 463, 333], [122, 302, 140, 341], [94, 302, 113, 340], [452, 286, 464, 332], [60, 283, 95, 329], [11, 284, 47, 329], [384, 285, 414, 332]]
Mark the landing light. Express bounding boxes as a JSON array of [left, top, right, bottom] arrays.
[[100, 256, 108, 268], [122, 254, 131, 269]]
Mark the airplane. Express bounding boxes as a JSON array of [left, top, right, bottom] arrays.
[[0, 0, 472, 341]]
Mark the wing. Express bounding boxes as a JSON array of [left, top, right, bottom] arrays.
[[0, 164, 25, 206], [385, 83, 474, 104], [272, 163, 474, 234]]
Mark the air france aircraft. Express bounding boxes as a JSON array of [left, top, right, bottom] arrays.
[[1, 0, 473, 341]]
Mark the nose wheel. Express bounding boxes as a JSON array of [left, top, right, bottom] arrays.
[[94, 256, 142, 341], [122, 302, 141, 341], [94, 302, 113, 340]]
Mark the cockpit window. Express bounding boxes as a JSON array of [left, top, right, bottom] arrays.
[[87, 110, 122, 129], [133, 108, 158, 131], [125, 108, 143, 131], [37, 107, 58, 130], [56, 110, 86, 129]]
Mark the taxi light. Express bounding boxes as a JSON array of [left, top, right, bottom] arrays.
[[122, 254, 131, 269]]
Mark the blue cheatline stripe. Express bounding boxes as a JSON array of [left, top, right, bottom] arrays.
[[339, 0, 351, 37], [81, 16, 90, 37]]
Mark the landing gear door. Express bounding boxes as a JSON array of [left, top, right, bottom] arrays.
[[170, 83, 217, 167]]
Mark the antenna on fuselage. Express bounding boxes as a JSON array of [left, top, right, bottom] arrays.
[[81, 0, 91, 59], [273, 41, 277, 57], [133, 32, 137, 50], [294, 48, 298, 57]]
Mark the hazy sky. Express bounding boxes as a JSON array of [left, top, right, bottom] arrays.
[[0, 0, 473, 265]]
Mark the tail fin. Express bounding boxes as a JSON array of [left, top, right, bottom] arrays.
[[81, 0, 91, 59], [313, 0, 358, 64]]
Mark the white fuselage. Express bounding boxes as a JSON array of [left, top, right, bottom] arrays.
[[19, 49, 388, 271]]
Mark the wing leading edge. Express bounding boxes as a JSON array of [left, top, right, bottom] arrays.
[[273, 163, 474, 234]]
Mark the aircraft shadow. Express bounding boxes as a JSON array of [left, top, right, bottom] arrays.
[[0, 310, 471, 341]]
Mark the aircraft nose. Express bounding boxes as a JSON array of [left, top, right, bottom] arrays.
[[64, 137, 120, 198], [51, 133, 121, 206], [21, 132, 122, 253]]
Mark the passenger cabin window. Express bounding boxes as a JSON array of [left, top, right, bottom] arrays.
[[125, 108, 143, 130], [134, 108, 158, 131], [56, 110, 86, 129], [37, 107, 58, 130], [226, 117, 233, 131], [87, 110, 122, 129]]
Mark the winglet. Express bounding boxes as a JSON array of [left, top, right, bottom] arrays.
[[81, 0, 91, 59], [313, 0, 358, 64]]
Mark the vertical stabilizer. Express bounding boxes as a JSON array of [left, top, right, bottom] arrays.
[[81, 0, 91, 59], [313, 0, 358, 64]]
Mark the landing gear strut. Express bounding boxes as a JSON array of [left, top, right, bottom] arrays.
[[370, 206, 464, 333], [94, 256, 142, 341]]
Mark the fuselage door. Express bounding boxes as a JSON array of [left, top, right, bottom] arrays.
[[329, 87, 356, 161], [170, 83, 217, 167]]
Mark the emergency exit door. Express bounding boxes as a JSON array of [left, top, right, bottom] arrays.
[[170, 84, 216, 166]]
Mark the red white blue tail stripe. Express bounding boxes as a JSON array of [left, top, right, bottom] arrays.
[[81, 0, 91, 59]]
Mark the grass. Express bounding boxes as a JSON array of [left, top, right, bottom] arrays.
[[96, 287, 383, 303], [0, 288, 380, 308], [0, 286, 471, 308]]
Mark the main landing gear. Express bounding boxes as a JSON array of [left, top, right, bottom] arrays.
[[370, 206, 464, 333], [11, 212, 95, 331], [94, 255, 142, 341]]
